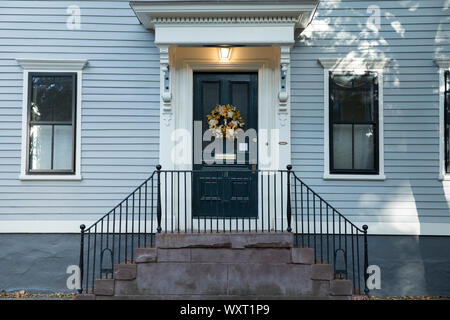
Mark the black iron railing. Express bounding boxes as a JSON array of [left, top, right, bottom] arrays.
[[289, 169, 369, 295], [78, 165, 369, 295]]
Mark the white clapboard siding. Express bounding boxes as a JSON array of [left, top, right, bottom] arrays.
[[0, 0, 449, 234], [291, 0, 450, 231], [0, 1, 160, 226]]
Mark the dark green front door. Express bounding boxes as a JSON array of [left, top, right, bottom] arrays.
[[193, 72, 258, 218]]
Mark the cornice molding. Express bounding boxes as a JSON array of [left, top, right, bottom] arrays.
[[318, 58, 392, 71], [434, 58, 450, 69], [150, 16, 300, 25], [16, 58, 88, 70], [130, 1, 318, 30]]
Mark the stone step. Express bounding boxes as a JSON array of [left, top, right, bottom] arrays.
[[76, 233, 354, 300], [134, 247, 314, 265], [155, 232, 293, 249], [115, 262, 313, 297]]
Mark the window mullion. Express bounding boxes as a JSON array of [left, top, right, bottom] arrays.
[[351, 123, 355, 170], [445, 71, 449, 172], [51, 124, 55, 170]]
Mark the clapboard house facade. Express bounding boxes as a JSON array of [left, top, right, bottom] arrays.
[[0, 0, 449, 297]]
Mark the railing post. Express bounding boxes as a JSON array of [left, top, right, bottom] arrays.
[[363, 224, 369, 295], [286, 165, 292, 232], [156, 165, 162, 233], [78, 224, 86, 294]]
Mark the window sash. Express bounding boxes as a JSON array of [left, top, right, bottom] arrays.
[[26, 72, 77, 174], [329, 72, 379, 174]]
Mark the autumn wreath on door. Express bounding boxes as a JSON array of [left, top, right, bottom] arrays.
[[207, 104, 245, 140]]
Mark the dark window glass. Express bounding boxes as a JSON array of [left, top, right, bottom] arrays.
[[330, 72, 379, 174], [27, 73, 76, 174], [445, 71, 449, 173]]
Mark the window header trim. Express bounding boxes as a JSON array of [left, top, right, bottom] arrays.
[[318, 57, 391, 71], [16, 58, 88, 71]]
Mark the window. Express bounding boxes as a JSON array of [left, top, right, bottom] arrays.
[[434, 58, 450, 180], [27, 73, 77, 174], [329, 72, 379, 174], [319, 57, 389, 180], [446, 71, 449, 173]]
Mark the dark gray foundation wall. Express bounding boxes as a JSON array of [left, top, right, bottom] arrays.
[[368, 235, 450, 297], [1, 234, 450, 296], [0, 234, 80, 293]]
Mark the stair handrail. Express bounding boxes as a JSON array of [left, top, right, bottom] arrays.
[[288, 167, 369, 295], [78, 170, 157, 293], [78, 164, 369, 295]]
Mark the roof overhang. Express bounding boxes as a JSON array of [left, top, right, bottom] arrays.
[[129, 1, 318, 46]]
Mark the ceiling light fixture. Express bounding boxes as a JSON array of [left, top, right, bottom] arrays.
[[218, 47, 232, 61]]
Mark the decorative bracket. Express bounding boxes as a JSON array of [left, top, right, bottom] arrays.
[[278, 46, 291, 126], [159, 45, 172, 126], [278, 63, 289, 111], [161, 63, 171, 109]]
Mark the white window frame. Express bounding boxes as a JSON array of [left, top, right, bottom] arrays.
[[318, 58, 391, 181], [16, 59, 87, 181], [435, 58, 450, 181]]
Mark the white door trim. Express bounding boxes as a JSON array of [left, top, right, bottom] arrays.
[[159, 47, 291, 171], [157, 47, 291, 231]]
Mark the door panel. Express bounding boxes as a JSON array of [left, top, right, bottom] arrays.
[[193, 73, 258, 218]]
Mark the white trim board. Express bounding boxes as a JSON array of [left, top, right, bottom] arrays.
[[434, 58, 450, 181], [16, 58, 88, 70], [2, 220, 450, 236], [16, 58, 87, 181], [318, 58, 391, 181]]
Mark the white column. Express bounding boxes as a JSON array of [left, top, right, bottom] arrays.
[[277, 45, 292, 170]]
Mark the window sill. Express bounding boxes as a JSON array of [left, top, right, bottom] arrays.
[[439, 174, 450, 181], [19, 174, 82, 181], [323, 173, 386, 181]]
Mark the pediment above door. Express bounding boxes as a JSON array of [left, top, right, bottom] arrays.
[[129, 0, 318, 46]]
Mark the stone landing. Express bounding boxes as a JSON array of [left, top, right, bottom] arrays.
[[76, 233, 353, 300]]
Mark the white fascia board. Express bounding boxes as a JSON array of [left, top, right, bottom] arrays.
[[155, 24, 296, 46]]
